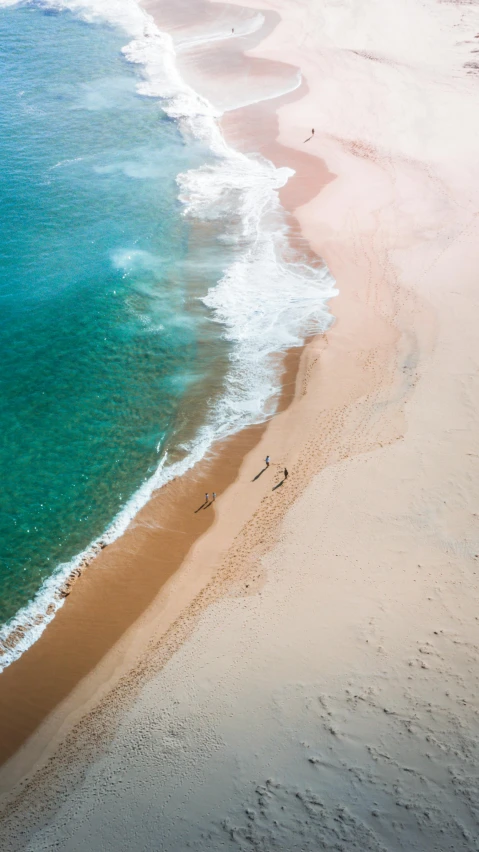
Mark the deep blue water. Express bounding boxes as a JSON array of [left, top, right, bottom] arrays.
[[0, 4, 227, 625]]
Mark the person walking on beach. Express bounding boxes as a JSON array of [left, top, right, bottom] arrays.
[[212, 492, 216, 502], [284, 468, 289, 480], [265, 455, 270, 467], [312, 128, 315, 136], [205, 492, 209, 503]]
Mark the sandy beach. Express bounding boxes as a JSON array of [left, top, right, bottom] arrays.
[[2, 0, 479, 848]]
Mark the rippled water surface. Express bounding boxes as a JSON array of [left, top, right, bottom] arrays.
[[0, 4, 227, 625]]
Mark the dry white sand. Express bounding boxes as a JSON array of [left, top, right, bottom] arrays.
[[2, 0, 479, 849]]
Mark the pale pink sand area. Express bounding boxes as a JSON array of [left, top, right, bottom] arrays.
[[2, 0, 479, 848]]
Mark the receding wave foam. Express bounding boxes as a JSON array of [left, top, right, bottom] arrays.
[[0, 0, 337, 672]]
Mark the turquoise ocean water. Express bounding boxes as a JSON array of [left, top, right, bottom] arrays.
[[0, 0, 335, 668], [0, 4, 229, 641]]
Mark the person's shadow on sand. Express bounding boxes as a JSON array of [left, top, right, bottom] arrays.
[[194, 501, 208, 513], [273, 470, 288, 491], [252, 466, 268, 482]]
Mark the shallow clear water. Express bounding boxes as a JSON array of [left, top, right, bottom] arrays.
[[0, 5, 228, 625]]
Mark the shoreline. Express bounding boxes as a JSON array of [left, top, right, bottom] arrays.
[[0, 0, 334, 676], [0, 7, 337, 779]]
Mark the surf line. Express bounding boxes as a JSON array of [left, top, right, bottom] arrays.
[[0, 0, 336, 672]]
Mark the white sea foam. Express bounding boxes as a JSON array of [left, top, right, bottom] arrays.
[[49, 156, 86, 170], [0, 0, 337, 671], [111, 247, 167, 274]]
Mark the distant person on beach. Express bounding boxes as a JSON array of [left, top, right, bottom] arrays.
[[205, 493, 209, 503], [312, 128, 315, 135], [265, 455, 270, 467], [303, 129, 315, 143], [232, 27, 234, 33], [212, 492, 216, 501], [284, 468, 289, 480]]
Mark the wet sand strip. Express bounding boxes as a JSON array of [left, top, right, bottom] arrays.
[[0, 346, 302, 768]]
